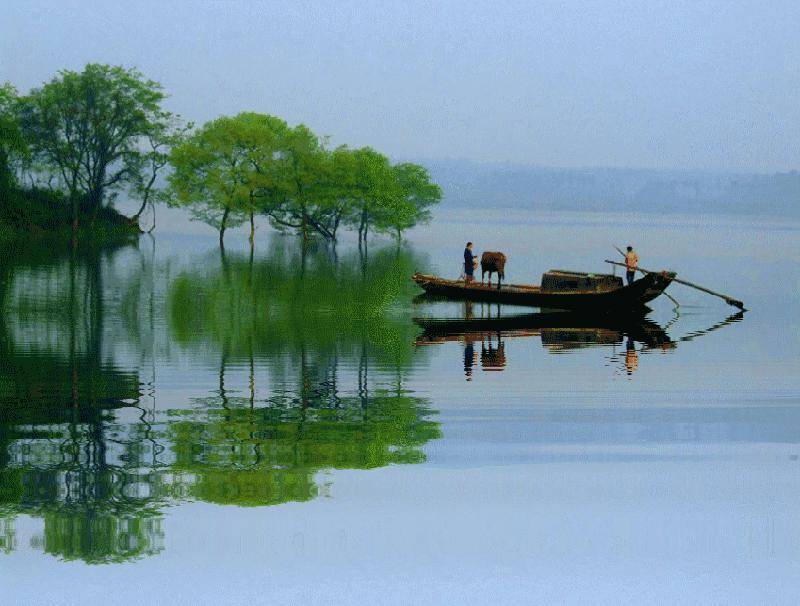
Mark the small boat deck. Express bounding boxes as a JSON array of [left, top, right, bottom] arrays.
[[413, 274, 543, 293], [412, 270, 675, 312]]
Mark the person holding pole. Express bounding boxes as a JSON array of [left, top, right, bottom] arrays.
[[624, 245, 639, 286], [607, 246, 745, 310]]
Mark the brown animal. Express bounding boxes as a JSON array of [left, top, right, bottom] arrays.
[[481, 251, 507, 289]]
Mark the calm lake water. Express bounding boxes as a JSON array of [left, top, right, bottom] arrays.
[[2, 209, 799, 605]]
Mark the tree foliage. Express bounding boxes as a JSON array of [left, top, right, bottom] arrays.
[[18, 64, 178, 229], [266, 123, 333, 242], [387, 162, 442, 239], [0, 84, 25, 196], [168, 113, 441, 246], [2, 65, 441, 245], [169, 112, 290, 245]]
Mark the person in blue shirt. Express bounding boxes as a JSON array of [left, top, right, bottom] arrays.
[[463, 242, 476, 283]]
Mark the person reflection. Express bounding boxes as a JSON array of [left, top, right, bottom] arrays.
[[463, 338, 477, 381], [463, 300, 474, 321], [625, 337, 639, 375]]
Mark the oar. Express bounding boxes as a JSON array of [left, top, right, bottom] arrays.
[[605, 258, 746, 311]]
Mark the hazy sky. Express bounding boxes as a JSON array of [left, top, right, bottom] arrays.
[[1, 0, 798, 172]]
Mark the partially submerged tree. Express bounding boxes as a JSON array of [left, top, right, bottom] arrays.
[[384, 162, 442, 242], [266, 124, 334, 244], [320, 145, 360, 243], [345, 147, 397, 251], [168, 114, 442, 248], [169, 112, 289, 246]]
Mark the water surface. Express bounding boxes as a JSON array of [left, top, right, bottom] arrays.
[[2, 210, 799, 605]]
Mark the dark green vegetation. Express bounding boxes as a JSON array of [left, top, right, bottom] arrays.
[[0, 67, 181, 242], [1, 65, 441, 246], [0, 239, 439, 564]]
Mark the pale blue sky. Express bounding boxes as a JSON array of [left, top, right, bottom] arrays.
[[1, 0, 798, 171]]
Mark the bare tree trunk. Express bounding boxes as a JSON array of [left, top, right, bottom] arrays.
[[70, 192, 79, 248], [89, 182, 103, 226], [132, 189, 151, 223], [300, 209, 309, 248], [146, 201, 156, 233], [132, 177, 155, 229], [357, 208, 367, 253], [68, 247, 78, 406], [359, 208, 369, 258], [249, 207, 255, 245], [219, 207, 230, 248]]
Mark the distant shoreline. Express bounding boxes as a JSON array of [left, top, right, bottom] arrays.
[[436, 198, 800, 219], [419, 159, 800, 218]]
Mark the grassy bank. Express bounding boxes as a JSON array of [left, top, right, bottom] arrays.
[[0, 186, 140, 244]]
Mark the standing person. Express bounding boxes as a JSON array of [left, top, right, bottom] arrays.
[[624, 245, 639, 286], [463, 242, 476, 283]]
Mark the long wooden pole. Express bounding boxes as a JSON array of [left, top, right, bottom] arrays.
[[605, 258, 745, 310]]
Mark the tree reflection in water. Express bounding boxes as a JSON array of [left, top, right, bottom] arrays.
[[0, 240, 440, 563]]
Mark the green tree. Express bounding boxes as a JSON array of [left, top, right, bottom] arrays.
[[345, 147, 397, 251], [383, 162, 442, 242], [168, 113, 442, 248], [308, 150, 442, 246], [265, 124, 334, 245], [318, 145, 361, 243], [18, 64, 173, 233], [0, 83, 25, 198], [169, 112, 289, 246]]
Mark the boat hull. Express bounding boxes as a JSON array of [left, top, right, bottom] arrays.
[[412, 271, 675, 312]]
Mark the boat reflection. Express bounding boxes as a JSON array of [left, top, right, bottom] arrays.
[[462, 334, 506, 380], [414, 301, 743, 380], [624, 338, 639, 375], [416, 308, 673, 347]]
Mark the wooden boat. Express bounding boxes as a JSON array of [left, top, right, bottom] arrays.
[[412, 269, 676, 312]]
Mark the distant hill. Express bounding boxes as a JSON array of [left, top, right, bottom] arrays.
[[417, 160, 800, 216]]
